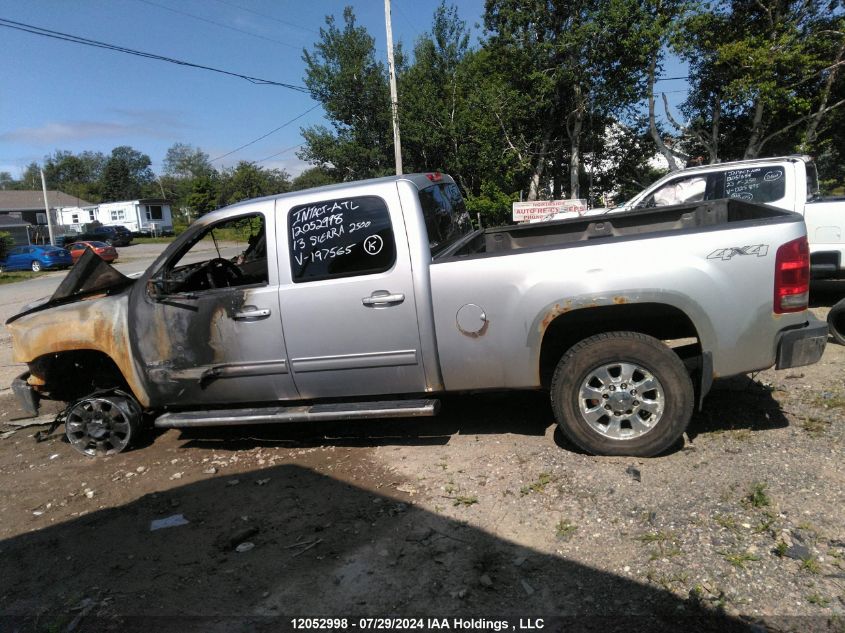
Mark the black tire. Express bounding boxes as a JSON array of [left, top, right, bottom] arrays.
[[30, 260, 42, 272], [550, 331, 694, 457], [828, 298, 845, 346]]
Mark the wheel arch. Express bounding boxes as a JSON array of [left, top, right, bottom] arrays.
[[27, 349, 144, 405], [538, 302, 709, 400]]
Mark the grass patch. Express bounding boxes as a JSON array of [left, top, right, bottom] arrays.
[[721, 550, 761, 569], [714, 513, 740, 533], [0, 270, 52, 284], [637, 530, 680, 558], [133, 236, 177, 245], [646, 570, 689, 592], [801, 417, 831, 437], [745, 482, 771, 508], [555, 520, 577, 541], [806, 593, 830, 607], [808, 393, 845, 410], [774, 541, 789, 557], [801, 556, 822, 574], [754, 511, 777, 534], [520, 472, 553, 496], [453, 495, 477, 507], [637, 530, 674, 545]]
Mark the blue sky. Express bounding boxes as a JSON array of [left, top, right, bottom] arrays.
[[0, 0, 687, 179]]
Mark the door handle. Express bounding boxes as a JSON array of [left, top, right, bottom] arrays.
[[362, 291, 405, 307], [233, 307, 271, 320]]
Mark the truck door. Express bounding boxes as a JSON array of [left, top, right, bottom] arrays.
[[278, 187, 428, 398], [130, 204, 299, 406]]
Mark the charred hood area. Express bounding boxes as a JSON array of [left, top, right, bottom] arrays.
[[6, 248, 134, 325]]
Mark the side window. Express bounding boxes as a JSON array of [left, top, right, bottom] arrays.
[[288, 196, 396, 283], [418, 183, 472, 257], [724, 166, 786, 203], [157, 213, 267, 295], [646, 176, 708, 207]]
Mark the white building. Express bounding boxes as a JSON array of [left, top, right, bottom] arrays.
[[58, 198, 174, 235]]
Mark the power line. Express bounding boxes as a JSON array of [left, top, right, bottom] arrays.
[[210, 105, 321, 163], [0, 17, 310, 92], [655, 76, 689, 81], [132, 0, 302, 51], [255, 143, 304, 164], [210, 0, 320, 36]]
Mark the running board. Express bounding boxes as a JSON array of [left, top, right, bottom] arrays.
[[154, 399, 440, 429]]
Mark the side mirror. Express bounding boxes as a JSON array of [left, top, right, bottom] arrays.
[[147, 276, 167, 300]]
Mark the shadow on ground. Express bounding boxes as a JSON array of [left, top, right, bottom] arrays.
[[688, 376, 790, 442], [1, 462, 761, 633], [171, 383, 791, 456]]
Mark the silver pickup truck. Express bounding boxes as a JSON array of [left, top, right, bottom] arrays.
[[7, 173, 828, 458]]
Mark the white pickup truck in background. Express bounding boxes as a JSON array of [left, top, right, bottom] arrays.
[[543, 156, 845, 279]]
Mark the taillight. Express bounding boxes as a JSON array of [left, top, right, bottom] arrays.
[[774, 236, 809, 313]]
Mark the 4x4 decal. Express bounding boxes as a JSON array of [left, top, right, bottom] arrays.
[[707, 244, 769, 260]]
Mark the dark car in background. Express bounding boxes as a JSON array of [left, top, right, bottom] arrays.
[[78, 225, 133, 246], [0, 245, 73, 272]]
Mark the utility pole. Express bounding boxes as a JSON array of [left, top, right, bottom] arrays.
[[384, 0, 402, 175], [39, 169, 56, 246]]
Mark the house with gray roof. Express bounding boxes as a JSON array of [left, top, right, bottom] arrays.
[[0, 190, 92, 226]]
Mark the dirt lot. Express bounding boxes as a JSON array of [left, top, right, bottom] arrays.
[[0, 298, 843, 631]]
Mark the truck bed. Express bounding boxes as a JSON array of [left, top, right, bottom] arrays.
[[440, 199, 796, 259]]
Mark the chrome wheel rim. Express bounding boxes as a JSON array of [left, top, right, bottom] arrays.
[[578, 362, 665, 440], [65, 398, 133, 456]]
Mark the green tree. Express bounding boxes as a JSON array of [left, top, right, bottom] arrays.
[[16, 162, 41, 190], [43, 149, 105, 202], [299, 7, 394, 179], [677, 1, 845, 160], [100, 157, 134, 201], [99, 146, 156, 201], [400, 2, 471, 181], [291, 166, 338, 190], [185, 174, 220, 217], [485, 0, 657, 199], [0, 172, 12, 190], [219, 162, 291, 206], [163, 143, 214, 179]]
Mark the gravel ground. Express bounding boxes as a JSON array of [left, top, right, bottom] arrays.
[[0, 298, 842, 631]]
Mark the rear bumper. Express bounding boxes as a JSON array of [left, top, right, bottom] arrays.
[[775, 318, 828, 369], [11, 372, 40, 416]]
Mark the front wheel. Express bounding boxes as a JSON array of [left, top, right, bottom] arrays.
[[31, 260, 42, 272], [550, 331, 693, 457]]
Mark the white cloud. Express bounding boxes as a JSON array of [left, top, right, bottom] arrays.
[[1, 109, 189, 144]]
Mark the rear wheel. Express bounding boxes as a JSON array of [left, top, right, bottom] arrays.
[[550, 331, 693, 456], [30, 260, 42, 272], [828, 298, 845, 345]]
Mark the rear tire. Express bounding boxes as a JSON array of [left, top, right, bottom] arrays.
[[828, 298, 845, 346], [31, 260, 42, 272], [550, 331, 693, 457]]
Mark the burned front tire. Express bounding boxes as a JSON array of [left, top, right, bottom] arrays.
[[65, 394, 142, 457], [550, 331, 693, 457]]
